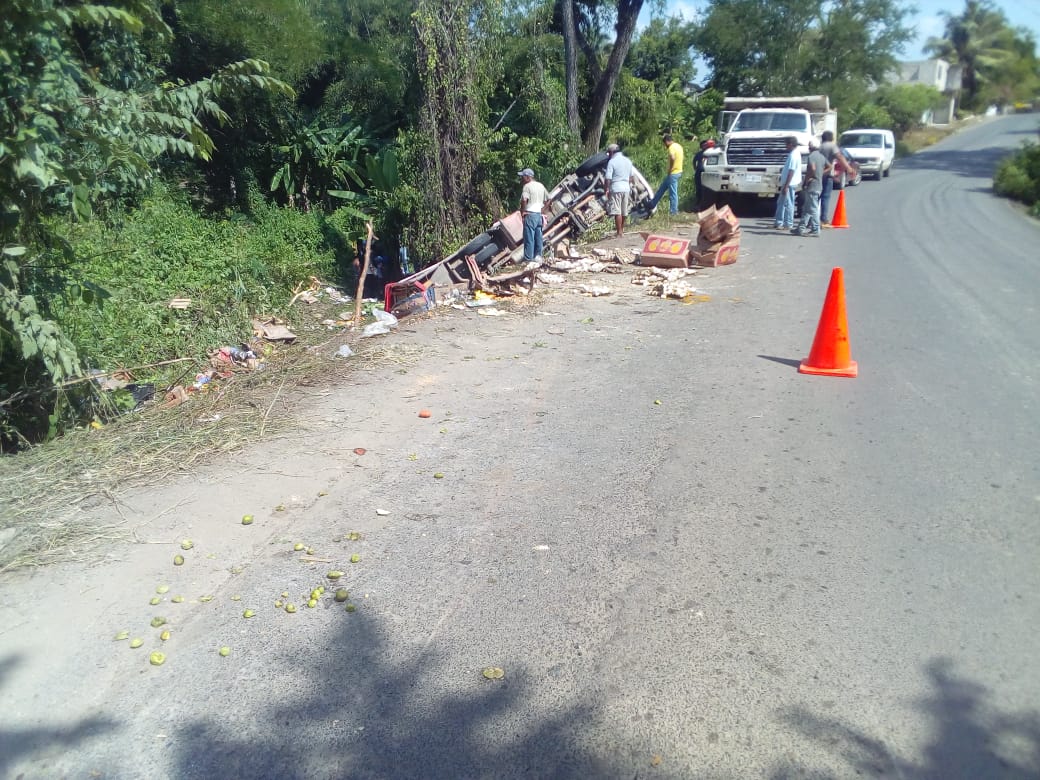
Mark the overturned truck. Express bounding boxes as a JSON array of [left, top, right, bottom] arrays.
[[385, 152, 655, 317]]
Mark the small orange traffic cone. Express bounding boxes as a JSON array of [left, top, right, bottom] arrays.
[[830, 189, 850, 229], [799, 267, 858, 377]]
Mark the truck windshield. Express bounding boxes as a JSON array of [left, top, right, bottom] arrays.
[[841, 133, 883, 147], [732, 112, 808, 132]]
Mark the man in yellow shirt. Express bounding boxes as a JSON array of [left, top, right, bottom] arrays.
[[648, 134, 684, 215]]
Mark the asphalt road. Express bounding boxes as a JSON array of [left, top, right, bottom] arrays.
[[2, 115, 1038, 779]]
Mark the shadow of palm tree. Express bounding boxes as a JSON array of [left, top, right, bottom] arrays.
[[0, 654, 118, 777], [171, 610, 646, 780], [770, 657, 1040, 779]]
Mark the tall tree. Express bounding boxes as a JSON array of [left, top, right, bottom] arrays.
[[925, 0, 1019, 110], [559, 0, 646, 151], [409, 0, 499, 263], [628, 16, 698, 92]]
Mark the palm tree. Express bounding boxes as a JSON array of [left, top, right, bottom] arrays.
[[925, 0, 1014, 110]]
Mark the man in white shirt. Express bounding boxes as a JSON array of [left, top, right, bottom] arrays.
[[518, 167, 548, 263], [604, 143, 634, 238], [773, 136, 802, 230]]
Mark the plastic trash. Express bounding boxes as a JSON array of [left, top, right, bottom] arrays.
[[361, 308, 399, 338], [336, 344, 354, 358], [372, 309, 398, 327]]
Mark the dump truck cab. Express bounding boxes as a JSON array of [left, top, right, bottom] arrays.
[[701, 95, 837, 207]]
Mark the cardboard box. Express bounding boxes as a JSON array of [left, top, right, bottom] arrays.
[[639, 234, 690, 268], [690, 234, 740, 267], [696, 226, 741, 251], [698, 204, 741, 243]]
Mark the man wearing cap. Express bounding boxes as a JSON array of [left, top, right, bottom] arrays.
[[793, 139, 827, 236], [604, 143, 634, 238], [518, 167, 548, 263], [774, 136, 802, 230]]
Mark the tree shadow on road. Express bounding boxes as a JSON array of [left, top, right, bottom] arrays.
[[170, 610, 647, 780], [898, 146, 1023, 180], [769, 657, 1040, 779], [0, 653, 118, 778]]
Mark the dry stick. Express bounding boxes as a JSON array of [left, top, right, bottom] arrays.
[[258, 376, 287, 439], [58, 357, 194, 388], [352, 221, 375, 328]]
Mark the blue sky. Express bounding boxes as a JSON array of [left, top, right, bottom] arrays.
[[646, 0, 1040, 60]]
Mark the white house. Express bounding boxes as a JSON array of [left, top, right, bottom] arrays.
[[891, 59, 963, 125]]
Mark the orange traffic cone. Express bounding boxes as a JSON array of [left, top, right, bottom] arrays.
[[799, 267, 858, 377], [830, 189, 850, 229]]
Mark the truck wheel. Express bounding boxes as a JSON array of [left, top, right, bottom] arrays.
[[473, 242, 502, 266], [883, 163, 891, 178], [459, 233, 493, 257], [575, 151, 609, 177]]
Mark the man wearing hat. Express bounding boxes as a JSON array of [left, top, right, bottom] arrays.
[[518, 167, 548, 263], [604, 143, 634, 238]]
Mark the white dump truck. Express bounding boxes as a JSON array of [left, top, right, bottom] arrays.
[[700, 95, 837, 207]]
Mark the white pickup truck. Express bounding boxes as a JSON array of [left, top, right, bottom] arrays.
[[839, 128, 896, 180], [701, 95, 837, 207]]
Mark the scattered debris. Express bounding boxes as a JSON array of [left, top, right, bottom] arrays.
[[168, 298, 192, 309], [336, 344, 354, 358], [360, 309, 399, 338], [252, 317, 297, 343], [577, 284, 612, 297]]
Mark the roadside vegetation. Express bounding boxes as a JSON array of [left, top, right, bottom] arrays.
[[994, 133, 1040, 216], [1, 0, 1037, 459]]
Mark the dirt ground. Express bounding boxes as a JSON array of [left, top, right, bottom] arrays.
[[0, 210, 776, 777]]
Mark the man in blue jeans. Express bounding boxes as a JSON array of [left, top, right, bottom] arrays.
[[774, 136, 802, 230], [518, 168, 548, 263], [647, 134, 684, 215]]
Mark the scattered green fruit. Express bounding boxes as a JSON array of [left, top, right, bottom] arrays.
[[334, 589, 349, 602], [180, 539, 194, 550], [160, 630, 171, 641], [219, 646, 231, 657], [150, 616, 167, 628], [307, 599, 317, 609], [129, 638, 144, 649], [653, 399, 661, 405], [306, 547, 315, 555], [350, 553, 361, 564], [173, 555, 185, 566], [345, 603, 356, 613], [318, 491, 328, 497], [149, 651, 166, 666], [199, 595, 214, 603], [156, 585, 170, 594], [230, 594, 241, 601], [275, 504, 286, 512], [348, 532, 361, 541], [230, 565, 244, 575], [434, 472, 445, 479], [482, 667, 505, 680], [149, 596, 161, 606], [172, 595, 184, 604], [293, 543, 304, 551], [326, 570, 344, 580], [241, 515, 254, 525], [275, 600, 283, 609], [281, 591, 290, 599], [242, 609, 255, 618], [114, 630, 130, 641], [285, 603, 297, 613]]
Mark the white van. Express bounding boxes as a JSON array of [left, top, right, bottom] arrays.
[[838, 129, 895, 180]]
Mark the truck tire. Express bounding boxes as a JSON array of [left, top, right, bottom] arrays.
[[458, 233, 493, 257], [473, 242, 502, 266], [883, 162, 891, 178], [575, 151, 609, 178]]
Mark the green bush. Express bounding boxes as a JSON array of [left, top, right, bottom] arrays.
[[994, 141, 1040, 215], [50, 185, 345, 371]]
